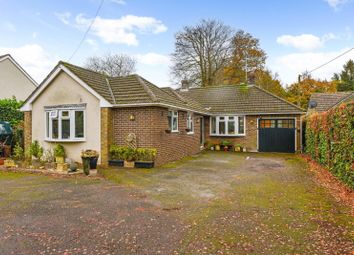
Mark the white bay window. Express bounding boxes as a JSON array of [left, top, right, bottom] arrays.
[[210, 116, 245, 136], [45, 106, 85, 141]]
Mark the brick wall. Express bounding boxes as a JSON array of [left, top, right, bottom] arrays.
[[112, 107, 202, 166], [23, 111, 32, 153], [204, 114, 302, 152], [100, 108, 113, 166]]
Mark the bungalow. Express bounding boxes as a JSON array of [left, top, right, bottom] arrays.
[[308, 92, 354, 113], [0, 54, 37, 100], [20, 61, 305, 166]]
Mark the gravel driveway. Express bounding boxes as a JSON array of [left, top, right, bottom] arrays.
[[0, 152, 352, 255]]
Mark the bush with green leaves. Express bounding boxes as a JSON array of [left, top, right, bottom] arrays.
[[13, 143, 24, 161], [305, 102, 353, 188], [109, 145, 157, 162], [29, 140, 43, 160], [54, 144, 65, 158], [0, 97, 23, 127]]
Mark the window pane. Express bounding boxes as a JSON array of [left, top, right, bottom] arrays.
[[238, 117, 244, 134], [61, 111, 70, 118], [52, 119, 58, 139], [219, 121, 225, 134], [172, 116, 178, 131], [211, 117, 216, 134], [228, 120, 235, 134], [289, 120, 295, 128], [75, 111, 84, 138], [61, 119, 70, 139]]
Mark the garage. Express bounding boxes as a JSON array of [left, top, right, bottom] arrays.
[[258, 119, 296, 153]]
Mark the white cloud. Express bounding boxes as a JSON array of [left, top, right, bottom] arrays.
[[0, 44, 58, 83], [135, 52, 170, 66], [75, 14, 167, 46], [277, 34, 323, 51], [276, 33, 339, 51], [268, 47, 354, 85], [1, 21, 16, 32], [325, 0, 351, 9], [55, 12, 71, 25]]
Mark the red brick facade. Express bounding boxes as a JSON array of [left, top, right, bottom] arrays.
[[112, 107, 203, 166], [204, 114, 302, 152]]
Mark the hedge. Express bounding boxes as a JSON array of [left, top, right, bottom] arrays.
[[0, 97, 23, 127], [305, 101, 354, 188]]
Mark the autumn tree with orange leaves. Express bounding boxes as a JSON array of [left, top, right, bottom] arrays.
[[286, 72, 337, 109]]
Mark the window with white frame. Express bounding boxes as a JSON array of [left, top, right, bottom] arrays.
[[45, 108, 85, 141], [186, 112, 194, 133], [210, 116, 245, 136], [167, 110, 178, 132]]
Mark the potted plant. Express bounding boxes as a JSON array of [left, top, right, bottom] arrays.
[[108, 145, 125, 167], [215, 142, 221, 151], [135, 148, 157, 168], [29, 140, 43, 168], [234, 144, 243, 152], [123, 147, 136, 168], [221, 140, 232, 151], [54, 144, 65, 163]]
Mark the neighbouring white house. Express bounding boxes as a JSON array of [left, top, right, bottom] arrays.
[[0, 54, 37, 101]]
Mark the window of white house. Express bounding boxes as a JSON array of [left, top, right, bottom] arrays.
[[168, 110, 178, 132], [45, 108, 85, 141], [210, 116, 245, 136], [186, 112, 194, 133]]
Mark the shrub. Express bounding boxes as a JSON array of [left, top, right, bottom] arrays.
[[13, 143, 24, 161], [136, 148, 157, 162], [29, 140, 43, 160], [43, 149, 55, 163], [109, 145, 157, 162], [54, 144, 65, 158], [305, 102, 353, 188], [81, 149, 99, 158], [0, 97, 23, 127], [109, 145, 126, 160]]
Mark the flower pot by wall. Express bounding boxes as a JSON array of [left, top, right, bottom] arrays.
[[124, 160, 135, 168], [215, 145, 220, 151], [55, 156, 65, 164], [108, 160, 124, 167], [135, 161, 154, 168]]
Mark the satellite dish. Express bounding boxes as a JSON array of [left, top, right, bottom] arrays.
[[309, 100, 317, 109]]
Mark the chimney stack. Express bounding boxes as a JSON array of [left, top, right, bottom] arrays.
[[181, 80, 189, 91]]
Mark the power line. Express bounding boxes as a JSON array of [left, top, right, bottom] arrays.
[[308, 47, 354, 74], [67, 0, 105, 61]]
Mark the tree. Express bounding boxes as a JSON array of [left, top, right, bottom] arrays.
[[171, 19, 233, 87], [253, 69, 286, 98], [85, 53, 136, 77], [223, 30, 267, 84], [332, 59, 354, 91], [0, 97, 23, 127], [286, 72, 337, 109]]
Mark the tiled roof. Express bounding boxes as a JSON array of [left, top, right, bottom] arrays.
[[178, 85, 305, 114], [309, 92, 354, 112], [61, 62, 208, 113]]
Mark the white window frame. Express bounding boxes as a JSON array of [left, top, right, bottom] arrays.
[[186, 112, 194, 134], [168, 110, 179, 132], [45, 107, 86, 142], [210, 115, 246, 136]]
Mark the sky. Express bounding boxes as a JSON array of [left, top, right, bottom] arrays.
[[0, 0, 353, 88]]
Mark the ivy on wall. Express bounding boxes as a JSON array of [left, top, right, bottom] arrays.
[[305, 101, 354, 188]]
